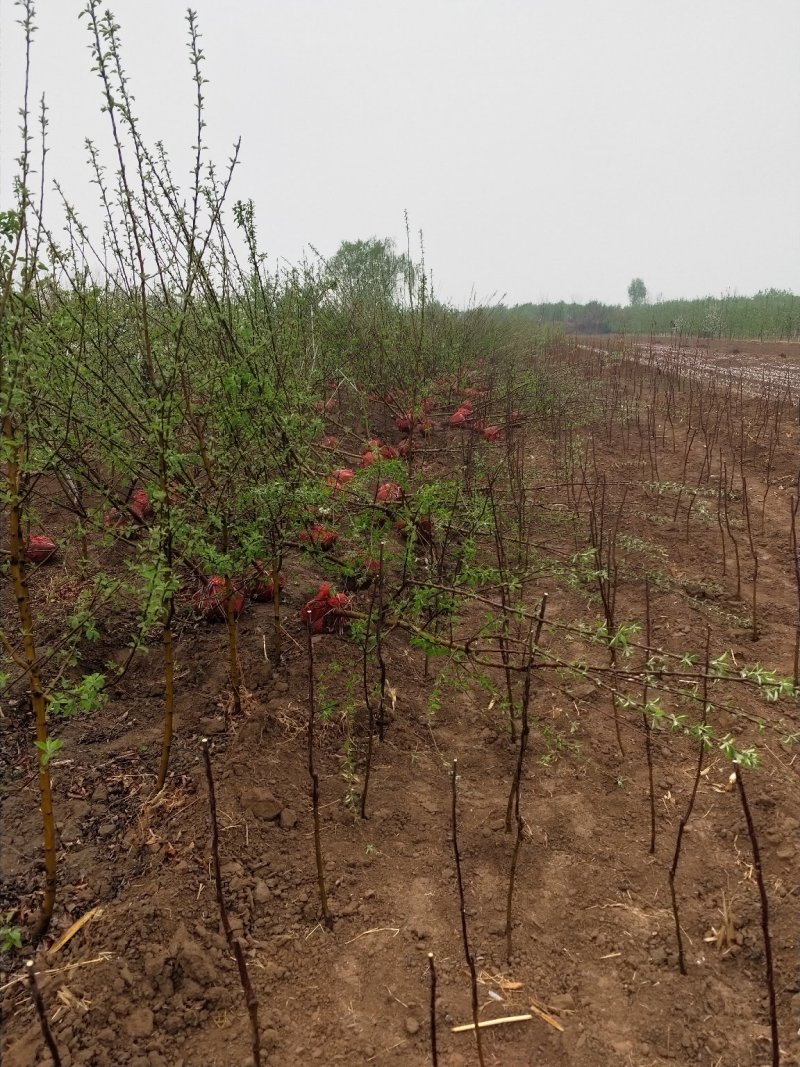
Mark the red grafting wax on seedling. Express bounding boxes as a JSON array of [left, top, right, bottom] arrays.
[[397, 438, 413, 457], [362, 439, 391, 467], [376, 481, 403, 504], [364, 441, 402, 466], [320, 435, 339, 449], [326, 468, 355, 492], [193, 577, 245, 622], [396, 517, 434, 543], [24, 535, 58, 564], [449, 409, 468, 427], [416, 517, 435, 543], [300, 583, 350, 634], [341, 557, 381, 592], [483, 425, 502, 442], [248, 566, 285, 602], [299, 524, 338, 550], [104, 507, 129, 529], [394, 412, 414, 433], [130, 489, 154, 522]]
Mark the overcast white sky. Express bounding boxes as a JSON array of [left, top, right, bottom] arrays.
[[1, 0, 798, 306]]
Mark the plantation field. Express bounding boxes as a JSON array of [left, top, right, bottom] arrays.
[[3, 337, 800, 1067], [632, 336, 800, 397]]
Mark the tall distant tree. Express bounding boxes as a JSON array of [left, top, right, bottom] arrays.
[[628, 277, 647, 306], [327, 237, 411, 310]]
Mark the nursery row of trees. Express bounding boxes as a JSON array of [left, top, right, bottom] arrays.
[[1, 1, 552, 941]]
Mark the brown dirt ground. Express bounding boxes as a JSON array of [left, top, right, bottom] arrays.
[[2, 338, 800, 1067], [628, 335, 800, 396]]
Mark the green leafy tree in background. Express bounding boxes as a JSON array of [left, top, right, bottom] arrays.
[[327, 237, 412, 310], [628, 277, 647, 307]]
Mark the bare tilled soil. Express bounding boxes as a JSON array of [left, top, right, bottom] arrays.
[[611, 335, 800, 396], [3, 342, 800, 1067]]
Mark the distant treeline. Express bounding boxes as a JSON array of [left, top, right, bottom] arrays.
[[504, 289, 799, 341]]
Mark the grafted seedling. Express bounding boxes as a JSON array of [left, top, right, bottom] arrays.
[[305, 616, 333, 928], [201, 739, 262, 1066], [505, 595, 547, 962], [451, 759, 485, 1067]]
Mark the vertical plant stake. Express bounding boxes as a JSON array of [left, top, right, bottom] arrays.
[[505, 595, 547, 963], [376, 540, 388, 741], [201, 739, 262, 1067], [789, 487, 799, 685], [271, 560, 283, 666], [156, 590, 176, 793], [668, 627, 711, 975], [306, 614, 333, 927], [733, 762, 779, 1067], [741, 477, 759, 641], [642, 579, 656, 855], [26, 960, 62, 1067], [360, 542, 383, 820], [428, 952, 439, 1067], [451, 759, 485, 1066]]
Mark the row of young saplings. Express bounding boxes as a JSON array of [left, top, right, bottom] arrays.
[[12, 378, 526, 1062], [20, 495, 797, 1054], [9, 381, 489, 975], [19, 591, 545, 1067], [19, 589, 785, 1067], [15, 364, 785, 1058], [20, 376, 518, 623], [19, 473, 419, 633], [551, 336, 800, 678]]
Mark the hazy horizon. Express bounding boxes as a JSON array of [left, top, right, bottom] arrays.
[[1, 0, 798, 308]]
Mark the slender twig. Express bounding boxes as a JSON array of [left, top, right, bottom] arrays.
[[789, 491, 799, 684], [155, 597, 175, 793], [306, 617, 333, 927], [270, 560, 282, 666], [733, 764, 779, 1067], [376, 540, 388, 741], [451, 759, 485, 1066], [505, 595, 547, 961], [742, 477, 759, 641], [360, 543, 383, 818], [668, 627, 711, 975], [428, 952, 439, 1067], [26, 960, 62, 1067], [201, 739, 261, 1066], [487, 480, 517, 744], [722, 463, 742, 599], [642, 578, 656, 855]]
